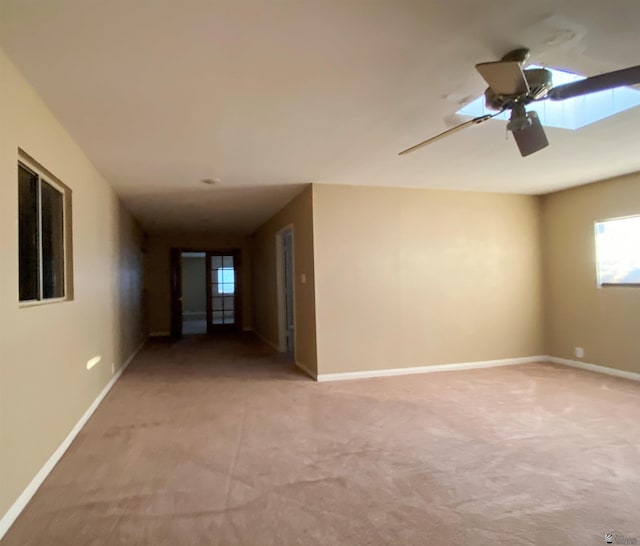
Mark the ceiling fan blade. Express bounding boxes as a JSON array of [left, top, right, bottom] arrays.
[[398, 114, 494, 156], [475, 60, 529, 96], [511, 111, 548, 157], [548, 65, 640, 101]]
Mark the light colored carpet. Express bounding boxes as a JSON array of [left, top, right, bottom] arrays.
[[3, 333, 639, 545]]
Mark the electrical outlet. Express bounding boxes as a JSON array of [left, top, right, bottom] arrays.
[[574, 347, 584, 359]]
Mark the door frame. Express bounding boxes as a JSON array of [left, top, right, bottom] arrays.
[[275, 225, 295, 354], [169, 248, 183, 339], [169, 247, 243, 338]]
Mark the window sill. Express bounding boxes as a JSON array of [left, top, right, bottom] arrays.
[[599, 283, 640, 288], [19, 297, 70, 308]]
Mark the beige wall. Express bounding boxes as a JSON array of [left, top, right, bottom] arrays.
[[542, 174, 640, 372], [312, 184, 545, 374], [145, 234, 252, 333], [252, 186, 317, 376], [0, 48, 145, 520], [182, 256, 206, 316]]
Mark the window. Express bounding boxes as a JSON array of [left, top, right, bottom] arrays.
[[18, 158, 70, 302], [595, 215, 640, 286], [458, 66, 640, 130], [217, 267, 235, 294]]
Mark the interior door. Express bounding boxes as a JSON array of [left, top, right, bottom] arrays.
[[207, 250, 241, 331]]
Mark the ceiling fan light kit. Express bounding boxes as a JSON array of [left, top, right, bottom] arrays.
[[399, 48, 640, 158], [506, 104, 532, 132], [511, 111, 549, 157]]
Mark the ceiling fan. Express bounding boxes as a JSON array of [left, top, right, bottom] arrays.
[[399, 48, 640, 157]]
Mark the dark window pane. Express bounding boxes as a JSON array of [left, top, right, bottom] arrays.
[[212, 310, 223, 324], [18, 165, 39, 301], [41, 181, 65, 299], [223, 308, 234, 324], [222, 256, 233, 267]]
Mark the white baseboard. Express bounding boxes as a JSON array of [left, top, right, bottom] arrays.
[[314, 354, 640, 383], [0, 339, 147, 541], [316, 355, 548, 382], [149, 331, 170, 337], [548, 356, 640, 382], [295, 359, 317, 380], [253, 330, 279, 352]]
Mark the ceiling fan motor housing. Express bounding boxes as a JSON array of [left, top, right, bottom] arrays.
[[524, 68, 553, 100], [484, 67, 553, 110]]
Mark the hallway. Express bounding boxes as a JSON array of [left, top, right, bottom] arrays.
[[2, 334, 640, 545]]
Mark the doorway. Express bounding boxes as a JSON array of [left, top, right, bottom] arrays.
[[181, 252, 207, 335], [170, 248, 242, 338], [277, 227, 295, 356]]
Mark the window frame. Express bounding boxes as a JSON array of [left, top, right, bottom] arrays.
[[18, 157, 70, 306], [594, 213, 640, 288]]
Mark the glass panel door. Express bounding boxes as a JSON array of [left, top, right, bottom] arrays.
[[209, 253, 237, 327]]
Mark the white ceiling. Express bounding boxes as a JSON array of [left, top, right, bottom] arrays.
[[2, 0, 640, 234]]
